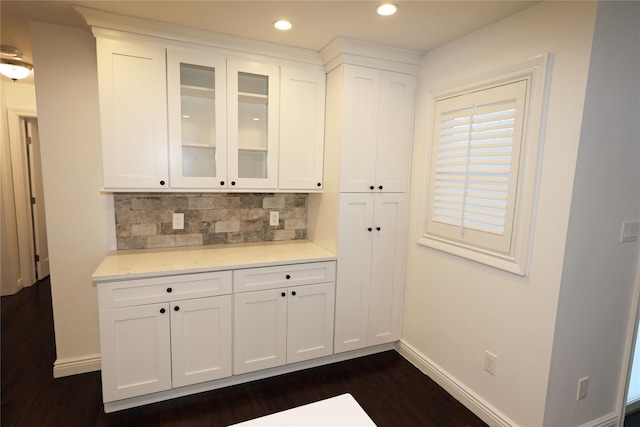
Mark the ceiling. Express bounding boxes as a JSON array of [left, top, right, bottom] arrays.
[[1, 0, 538, 83]]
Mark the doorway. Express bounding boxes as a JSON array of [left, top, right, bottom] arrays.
[[4, 110, 49, 294], [623, 255, 640, 426], [24, 118, 49, 280]]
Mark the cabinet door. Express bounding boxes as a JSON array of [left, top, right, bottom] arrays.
[[334, 193, 375, 353], [170, 296, 232, 388], [279, 65, 326, 191], [167, 49, 228, 189], [375, 72, 416, 193], [96, 38, 168, 190], [368, 193, 407, 346], [234, 288, 287, 374], [339, 65, 380, 193], [227, 59, 280, 190], [99, 303, 172, 402], [287, 282, 335, 363]]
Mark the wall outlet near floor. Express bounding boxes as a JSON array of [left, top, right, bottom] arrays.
[[621, 221, 639, 243], [484, 351, 497, 376], [577, 377, 589, 400], [270, 211, 279, 226], [173, 213, 184, 230]]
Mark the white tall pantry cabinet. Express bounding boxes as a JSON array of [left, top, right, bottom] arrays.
[[309, 40, 419, 354]]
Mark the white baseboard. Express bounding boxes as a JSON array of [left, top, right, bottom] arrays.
[[53, 354, 101, 378], [396, 341, 623, 427], [395, 339, 518, 427], [580, 412, 618, 427]]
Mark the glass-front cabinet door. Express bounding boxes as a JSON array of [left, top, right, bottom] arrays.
[[167, 50, 227, 188], [227, 59, 279, 189]]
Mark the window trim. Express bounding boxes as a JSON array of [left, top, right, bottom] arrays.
[[418, 54, 552, 276]]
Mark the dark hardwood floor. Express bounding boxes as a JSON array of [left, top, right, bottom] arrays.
[[2, 277, 487, 427]]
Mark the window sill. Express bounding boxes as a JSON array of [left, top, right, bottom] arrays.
[[417, 234, 527, 276]]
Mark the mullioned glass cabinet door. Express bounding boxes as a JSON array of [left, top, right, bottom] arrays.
[[167, 49, 228, 189], [227, 59, 279, 190]]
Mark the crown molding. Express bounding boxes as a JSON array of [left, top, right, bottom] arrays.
[[321, 37, 422, 75], [73, 5, 323, 66]]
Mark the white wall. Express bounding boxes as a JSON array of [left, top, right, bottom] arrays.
[[0, 82, 36, 295], [402, 2, 597, 426], [30, 22, 116, 375], [544, 2, 640, 425]]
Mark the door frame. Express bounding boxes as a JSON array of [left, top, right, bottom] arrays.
[[7, 107, 38, 287], [618, 252, 640, 422]]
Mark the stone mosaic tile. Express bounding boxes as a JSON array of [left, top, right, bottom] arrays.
[[114, 193, 307, 250]]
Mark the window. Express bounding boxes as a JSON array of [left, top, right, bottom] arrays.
[[419, 55, 550, 275]]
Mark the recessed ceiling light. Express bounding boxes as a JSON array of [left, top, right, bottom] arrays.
[[273, 20, 292, 31], [377, 3, 398, 16]]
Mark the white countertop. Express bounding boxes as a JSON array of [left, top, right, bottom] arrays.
[[229, 393, 376, 426], [92, 240, 336, 282]]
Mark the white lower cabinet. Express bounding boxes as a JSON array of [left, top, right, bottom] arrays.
[[233, 282, 335, 375], [97, 271, 233, 403], [99, 295, 232, 402], [99, 302, 172, 402], [97, 261, 336, 408], [170, 296, 232, 388], [233, 262, 336, 375]]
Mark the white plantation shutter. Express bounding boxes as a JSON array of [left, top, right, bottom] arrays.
[[426, 80, 528, 254]]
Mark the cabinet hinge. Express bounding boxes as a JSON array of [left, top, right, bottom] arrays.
[[26, 136, 32, 145], [34, 254, 40, 262], [31, 197, 36, 205]]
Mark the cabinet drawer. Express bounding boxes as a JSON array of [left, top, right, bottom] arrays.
[[233, 261, 336, 293], [98, 271, 232, 309]]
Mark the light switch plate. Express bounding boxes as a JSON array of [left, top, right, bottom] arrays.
[[621, 221, 639, 243]]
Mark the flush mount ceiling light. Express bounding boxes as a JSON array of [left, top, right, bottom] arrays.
[[0, 45, 33, 81], [377, 3, 398, 16], [273, 20, 292, 31]]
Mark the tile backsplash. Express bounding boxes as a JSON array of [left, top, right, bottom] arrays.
[[114, 193, 307, 250]]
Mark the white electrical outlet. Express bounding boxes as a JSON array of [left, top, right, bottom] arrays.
[[577, 377, 589, 400], [270, 211, 279, 226], [484, 351, 497, 376], [621, 221, 639, 243], [173, 213, 184, 230]]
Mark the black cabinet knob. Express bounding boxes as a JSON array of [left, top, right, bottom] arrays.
[[160, 308, 165, 314], [160, 180, 166, 186], [292, 291, 297, 296], [317, 182, 321, 187], [376, 227, 381, 231], [231, 181, 236, 186], [166, 287, 172, 293], [174, 306, 180, 312], [281, 292, 286, 297], [285, 274, 291, 280], [378, 185, 383, 190], [368, 227, 373, 232], [369, 185, 374, 190], [220, 181, 225, 186]]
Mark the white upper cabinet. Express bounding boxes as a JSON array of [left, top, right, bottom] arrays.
[[227, 59, 280, 190], [339, 66, 380, 193], [167, 49, 227, 189], [91, 22, 326, 193], [96, 38, 169, 190], [279, 65, 326, 191], [338, 65, 416, 193], [375, 71, 416, 193]]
